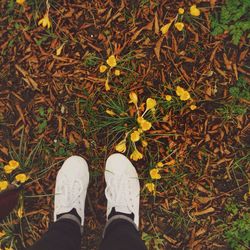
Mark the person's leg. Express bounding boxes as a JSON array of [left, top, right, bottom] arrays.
[[27, 156, 89, 250], [28, 217, 81, 250], [99, 153, 147, 250]]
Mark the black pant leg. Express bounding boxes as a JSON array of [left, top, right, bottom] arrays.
[[100, 219, 147, 250], [27, 219, 81, 250]]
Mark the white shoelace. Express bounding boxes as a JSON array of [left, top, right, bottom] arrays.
[[105, 173, 137, 213], [56, 175, 83, 209]]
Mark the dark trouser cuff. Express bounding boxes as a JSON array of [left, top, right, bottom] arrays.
[[102, 215, 138, 238], [57, 214, 83, 235]]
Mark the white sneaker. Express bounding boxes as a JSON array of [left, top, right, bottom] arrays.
[[105, 153, 140, 228], [54, 156, 89, 226]]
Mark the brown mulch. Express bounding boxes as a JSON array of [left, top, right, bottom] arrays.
[[0, 0, 249, 249]]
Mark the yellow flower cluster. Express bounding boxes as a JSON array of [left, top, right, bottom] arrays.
[[176, 86, 190, 101], [161, 5, 201, 34], [4, 160, 19, 174], [145, 159, 176, 194], [0, 160, 28, 192], [165, 86, 197, 110], [176, 86, 197, 110], [145, 168, 161, 194], [99, 55, 121, 91], [115, 93, 157, 161]]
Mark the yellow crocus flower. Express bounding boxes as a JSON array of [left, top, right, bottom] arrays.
[[15, 173, 28, 183], [0, 181, 8, 191], [38, 12, 52, 29], [105, 79, 111, 91], [157, 162, 164, 167], [129, 92, 138, 106], [146, 98, 156, 110], [114, 69, 121, 76], [141, 120, 152, 131], [176, 86, 185, 96], [106, 55, 117, 68], [100, 65, 108, 73], [150, 168, 161, 180], [180, 90, 190, 101], [130, 131, 140, 142], [130, 149, 143, 161], [145, 183, 155, 193], [56, 43, 64, 56], [9, 160, 19, 168], [190, 104, 197, 110], [115, 139, 126, 153], [16, 0, 25, 5], [4, 165, 16, 174], [190, 5, 201, 17], [175, 22, 185, 31], [178, 8, 185, 15], [160, 20, 174, 35], [165, 95, 172, 101]]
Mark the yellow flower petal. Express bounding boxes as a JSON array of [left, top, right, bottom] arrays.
[[145, 183, 155, 193], [100, 65, 108, 73], [137, 116, 144, 125], [0, 230, 6, 238], [130, 149, 143, 161], [165, 95, 172, 101], [129, 92, 138, 106], [138, 128, 143, 134], [178, 8, 185, 15], [141, 120, 152, 131], [190, 5, 201, 17], [142, 140, 148, 147], [106, 109, 116, 116], [160, 20, 174, 35], [5, 247, 14, 250], [17, 207, 24, 218], [176, 86, 185, 96], [146, 98, 156, 110], [175, 22, 185, 31], [38, 13, 51, 29], [150, 168, 161, 180], [0, 181, 8, 191], [180, 91, 190, 101], [190, 104, 197, 110], [130, 131, 140, 142], [106, 55, 117, 68], [157, 162, 164, 167], [114, 69, 120, 76], [15, 174, 28, 183], [16, 0, 25, 5], [105, 79, 111, 91], [9, 160, 19, 168], [56, 44, 64, 56], [4, 165, 16, 174], [115, 139, 126, 153]]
